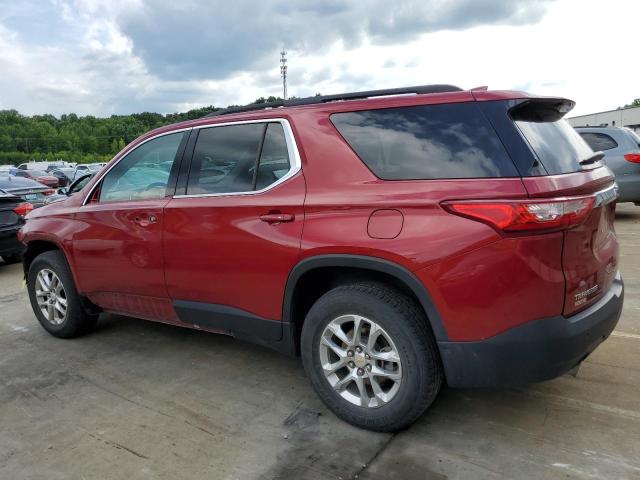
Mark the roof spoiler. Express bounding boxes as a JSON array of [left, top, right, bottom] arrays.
[[509, 98, 575, 122]]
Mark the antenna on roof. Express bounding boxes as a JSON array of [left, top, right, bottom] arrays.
[[280, 50, 288, 100]]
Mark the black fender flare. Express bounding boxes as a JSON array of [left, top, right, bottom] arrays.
[[283, 254, 449, 342]]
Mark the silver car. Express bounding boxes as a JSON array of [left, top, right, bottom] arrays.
[[575, 126, 640, 204]]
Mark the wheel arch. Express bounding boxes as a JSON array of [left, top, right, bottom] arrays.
[[23, 238, 101, 316], [283, 254, 449, 354], [22, 239, 64, 279]]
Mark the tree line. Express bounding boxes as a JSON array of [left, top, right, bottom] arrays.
[[0, 96, 282, 165]]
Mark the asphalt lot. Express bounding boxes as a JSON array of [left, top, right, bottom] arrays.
[[1, 204, 639, 480]]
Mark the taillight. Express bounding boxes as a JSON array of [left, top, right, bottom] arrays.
[[43, 189, 56, 196], [442, 197, 595, 234], [13, 202, 34, 217], [624, 153, 640, 163]]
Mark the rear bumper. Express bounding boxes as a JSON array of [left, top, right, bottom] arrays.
[[439, 273, 624, 388], [0, 226, 25, 256]]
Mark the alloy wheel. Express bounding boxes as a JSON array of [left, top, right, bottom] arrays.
[[35, 268, 68, 325], [319, 314, 403, 408]]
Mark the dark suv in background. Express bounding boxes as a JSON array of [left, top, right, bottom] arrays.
[[0, 190, 32, 263], [19, 85, 623, 431]]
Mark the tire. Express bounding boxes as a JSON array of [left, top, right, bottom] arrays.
[[2, 253, 22, 264], [301, 282, 443, 432], [27, 250, 98, 338]]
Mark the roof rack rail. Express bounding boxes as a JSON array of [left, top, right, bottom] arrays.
[[206, 84, 463, 117]]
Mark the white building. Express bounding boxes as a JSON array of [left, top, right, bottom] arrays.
[[567, 105, 640, 133]]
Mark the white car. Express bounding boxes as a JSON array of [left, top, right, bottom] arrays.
[[73, 163, 104, 180]]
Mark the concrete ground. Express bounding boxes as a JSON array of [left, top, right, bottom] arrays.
[[1, 204, 639, 480]]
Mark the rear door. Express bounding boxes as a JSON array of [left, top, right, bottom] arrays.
[[512, 103, 619, 315], [163, 120, 305, 337]]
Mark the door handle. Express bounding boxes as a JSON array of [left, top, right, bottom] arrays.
[[133, 214, 158, 227], [259, 212, 294, 224]]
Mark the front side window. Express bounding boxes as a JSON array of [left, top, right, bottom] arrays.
[[100, 132, 184, 202], [187, 122, 291, 195]]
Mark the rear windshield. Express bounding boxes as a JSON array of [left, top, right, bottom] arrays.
[[331, 103, 518, 180], [514, 118, 594, 175]]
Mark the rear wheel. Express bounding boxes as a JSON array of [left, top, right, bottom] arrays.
[[27, 250, 98, 338], [301, 282, 443, 432]]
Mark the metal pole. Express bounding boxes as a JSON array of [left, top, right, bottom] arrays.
[[280, 50, 288, 100]]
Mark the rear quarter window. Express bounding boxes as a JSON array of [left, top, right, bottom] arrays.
[[330, 103, 518, 180]]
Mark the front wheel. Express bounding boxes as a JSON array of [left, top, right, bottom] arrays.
[[301, 282, 443, 432], [27, 250, 98, 338]]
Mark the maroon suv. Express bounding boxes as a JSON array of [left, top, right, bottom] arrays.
[[19, 85, 623, 431]]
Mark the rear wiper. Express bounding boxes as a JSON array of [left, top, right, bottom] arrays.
[[579, 151, 604, 166]]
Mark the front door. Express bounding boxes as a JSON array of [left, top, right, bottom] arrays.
[[163, 121, 305, 339], [72, 130, 188, 321]]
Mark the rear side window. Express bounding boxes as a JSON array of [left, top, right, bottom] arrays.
[[187, 124, 263, 195], [578, 132, 618, 151], [187, 122, 292, 195], [330, 103, 518, 180], [255, 123, 290, 190]]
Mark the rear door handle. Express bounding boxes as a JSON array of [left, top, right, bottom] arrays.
[[259, 213, 295, 224]]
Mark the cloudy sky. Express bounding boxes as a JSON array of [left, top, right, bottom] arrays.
[[0, 0, 638, 117]]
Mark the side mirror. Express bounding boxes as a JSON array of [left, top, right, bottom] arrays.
[[57, 187, 68, 195]]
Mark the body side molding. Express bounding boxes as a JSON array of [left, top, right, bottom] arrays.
[[173, 300, 295, 355]]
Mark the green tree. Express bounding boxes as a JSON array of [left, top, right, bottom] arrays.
[[0, 96, 290, 165], [624, 98, 640, 108]]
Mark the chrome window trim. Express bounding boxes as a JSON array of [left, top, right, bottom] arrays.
[[82, 119, 302, 205], [81, 127, 192, 206], [173, 118, 302, 199]]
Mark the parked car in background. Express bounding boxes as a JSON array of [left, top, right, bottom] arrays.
[[0, 189, 32, 263], [575, 126, 640, 204], [45, 162, 76, 173], [12, 169, 60, 188], [18, 161, 76, 172], [19, 85, 623, 432], [0, 176, 55, 208], [50, 168, 76, 187], [0, 165, 14, 175], [18, 162, 50, 171], [73, 163, 103, 179], [44, 173, 94, 205]]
